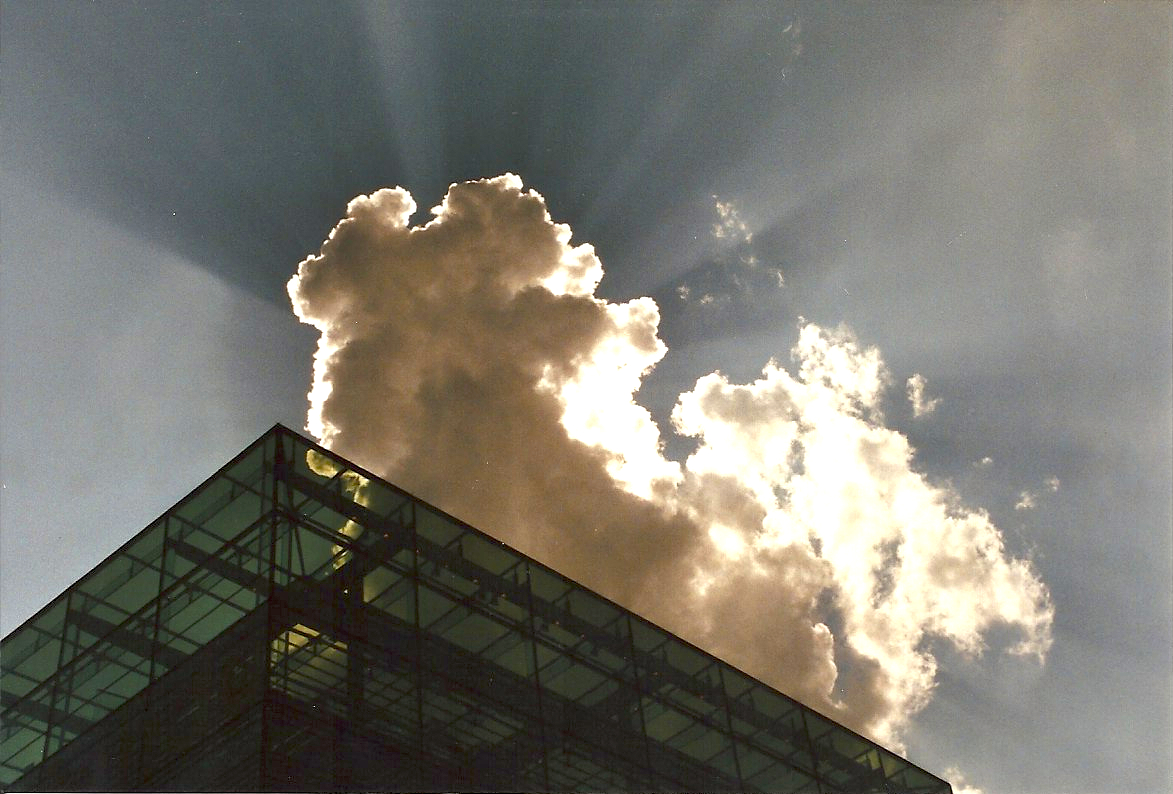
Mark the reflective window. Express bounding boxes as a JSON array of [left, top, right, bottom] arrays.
[[2, 426, 953, 793]]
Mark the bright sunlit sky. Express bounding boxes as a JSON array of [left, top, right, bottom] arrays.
[[1, 3, 1170, 792]]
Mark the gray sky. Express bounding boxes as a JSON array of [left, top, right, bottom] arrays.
[[2, 3, 1169, 792]]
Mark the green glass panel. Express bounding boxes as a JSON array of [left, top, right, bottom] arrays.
[[577, 676, 621, 709], [153, 534, 259, 664], [455, 531, 518, 577], [722, 665, 756, 699], [664, 719, 713, 752], [439, 611, 509, 655], [171, 520, 223, 555], [878, 746, 907, 778], [543, 660, 607, 701], [752, 723, 812, 770], [733, 744, 776, 778], [229, 442, 268, 482], [589, 642, 631, 676], [629, 618, 671, 654], [180, 601, 247, 646], [805, 709, 885, 787], [748, 761, 820, 793], [100, 566, 158, 617], [290, 435, 333, 483], [664, 681, 718, 719], [487, 635, 532, 678], [289, 523, 339, 580], [173, 476, 258, 540], [291, 492, 354, 535], [75, 522, 165, 618], [52, 644, 151, 736], [1, 725, 46, 783], [890, 762, 952, 791], [203, 491, 265, 542], [527, 565, 570, 603], [0, 600, 65, 697], [491, 596, 527, 625], [417, 585, 458, 630], [564, 588, 622, 631], [532, 637, 560, 669], [364, 478, 411, 520], [538, 619, 581, 652], [363, 565, 402, 603], [745, 681, 800, 722], [416, 505, 463, 546], [370, 578, 415, 624], [728, 712, 757, 736], [65, 654, 148, 716], [161, 544, 196, 586], [643, 700, 695, 742], [704, 743, 740, 777], [423, 558, 478, 597], [663, 640, 708, 677]]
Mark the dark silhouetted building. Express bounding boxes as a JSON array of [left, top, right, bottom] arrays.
[[1, 425, 952, 792]]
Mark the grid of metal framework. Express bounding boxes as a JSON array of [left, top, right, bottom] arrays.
[[1, 424, 952, 792]]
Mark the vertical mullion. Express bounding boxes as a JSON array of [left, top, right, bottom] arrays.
[[40, 589, 74, 767], [258, 430, 283, 790], [137, 517, 171, 783], [410, 501, 425, 789], [626, 613, 655, 788], [148, 518, 169, 685], [800, 709, 823, 793], [717, 665, 745, 789], [524, 565, 550, 791]]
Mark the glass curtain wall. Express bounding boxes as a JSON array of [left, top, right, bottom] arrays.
[[1, 425, 951, 793]]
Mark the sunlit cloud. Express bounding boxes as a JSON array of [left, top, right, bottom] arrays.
[[288, 175, 1053, 746], [944, 766, 985, 794], [1016, 476, 1060, 512], [712, 195, 754, 246], [906, 373, 941, 418]]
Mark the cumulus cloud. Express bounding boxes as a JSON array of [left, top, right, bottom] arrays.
[[906, 373, 941, 417], [288, 175, 1053, 746], [973, 456, 994, 469], [1046, 475, 1060, 492]]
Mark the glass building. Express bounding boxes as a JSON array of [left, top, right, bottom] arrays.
[[1, 425, 952, 792]]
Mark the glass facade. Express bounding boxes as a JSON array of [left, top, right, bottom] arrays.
[[1, 425, 952, 792]]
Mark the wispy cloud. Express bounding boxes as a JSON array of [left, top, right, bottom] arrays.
[[712, 196, 754, 246], [1016, 476, 1060, 511], [944, 766, 985, 794], [906, 373, 941, 418], [1015, 491, 1037, 511], [661, 196, 784, 344]]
